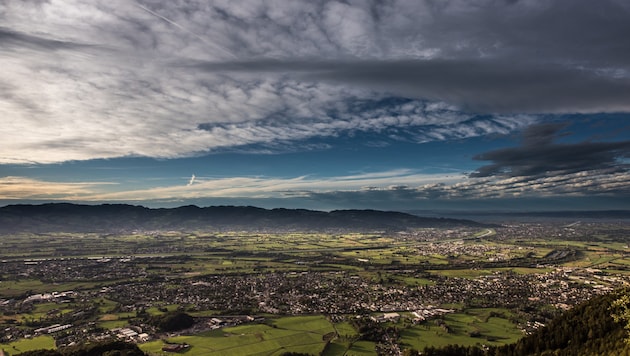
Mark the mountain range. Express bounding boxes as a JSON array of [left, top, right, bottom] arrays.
[[0, 203, 488, 233]]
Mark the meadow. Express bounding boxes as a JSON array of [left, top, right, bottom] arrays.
[[139, 315, 335, 356], [0, 336, 56, 354], [399, 309, 523, 350]]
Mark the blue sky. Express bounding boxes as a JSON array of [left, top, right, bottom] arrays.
[[1, 1, 630, 211]]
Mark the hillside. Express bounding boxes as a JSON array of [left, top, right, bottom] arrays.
[[420, 290, 630, 356], [0, 203, 488, 233], [499, 290, 630, 356]]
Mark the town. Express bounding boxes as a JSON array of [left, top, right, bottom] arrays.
[[1, 221, 629, 355]]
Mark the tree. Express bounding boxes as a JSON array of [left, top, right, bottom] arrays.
[[148, 311, 195, 332], [611, 290, 630, 343]]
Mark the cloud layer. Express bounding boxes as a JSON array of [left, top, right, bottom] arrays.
[[2, 0, 630, 164], [2, 166, 629, 209], [471, 123, 630, 178]]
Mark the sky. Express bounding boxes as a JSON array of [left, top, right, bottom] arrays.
[[1, 0, 630, 211]]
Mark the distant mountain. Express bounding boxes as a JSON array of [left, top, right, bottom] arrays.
[[407, 210, 630, 222], [502, 210, 630, 219], [0, 203, 488, 233]]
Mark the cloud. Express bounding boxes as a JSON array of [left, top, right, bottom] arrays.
[[192, 58, 630, 114], [304, 169, 630, 210], [4, 163, 630, 209], [0, 170, 460, 202], [1, 0, 629, 164], [76, 169, 460, 201], [471, 123, 630, 178], [0, 176, 113, 199], [0, 27, 94, 51], [133, 3, 237, 59], [194, 102, 536, 151]]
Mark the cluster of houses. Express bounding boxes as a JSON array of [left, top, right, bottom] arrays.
[[23, 291, 76, 304], [1, 257, 147, 284], [112, 327, 150, 342], [34, 323, 72, 334], [93, 264, 625, 320], [410, 307, 456, 322], [415, 240, 525, 261]]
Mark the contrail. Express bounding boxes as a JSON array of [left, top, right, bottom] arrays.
[[135, 3, 237, 59], [187, 174, 196, 186]]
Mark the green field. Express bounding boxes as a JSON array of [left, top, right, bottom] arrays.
[[344, 340, 378, 355], [98, 319, 129, 329], [399, 309, 523, 352], [140, 315, 336, 356], [0, 336, 56, 355]]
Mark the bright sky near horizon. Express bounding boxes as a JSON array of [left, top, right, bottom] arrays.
[[1, 0, 630, 211]]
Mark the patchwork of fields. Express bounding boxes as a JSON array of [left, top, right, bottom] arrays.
[[2, 222, 630, 355]]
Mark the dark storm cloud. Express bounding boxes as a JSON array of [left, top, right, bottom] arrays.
[[520, 122, 570, 147], [184, 0, 630, 114], [416, 0, 630, 67], [471, 124, 630, 177], [191, 58, 630, 113]]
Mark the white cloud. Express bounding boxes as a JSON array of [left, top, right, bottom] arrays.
[[0, 176, 114, 199], [77, 170, 463, 201], [2, 168, 628, 205]]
